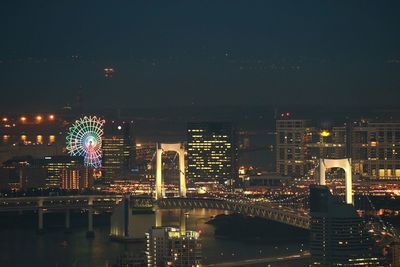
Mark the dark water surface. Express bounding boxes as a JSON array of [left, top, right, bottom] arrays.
[[0, 209, 309, 267]]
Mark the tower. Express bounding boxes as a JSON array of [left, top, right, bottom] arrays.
[[155, 143, 186, 200]]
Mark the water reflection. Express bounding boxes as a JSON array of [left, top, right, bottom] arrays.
[[0, 209, 306, 267]]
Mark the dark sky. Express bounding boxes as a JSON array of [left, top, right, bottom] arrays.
[[0, 1, 399, 111]]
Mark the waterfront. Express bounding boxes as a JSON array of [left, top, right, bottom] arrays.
[[0, 209, 309, 267]]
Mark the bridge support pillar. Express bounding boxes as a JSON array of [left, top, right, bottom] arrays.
[[86, 199, 94, 238], [155, 206, 162, 227], [319, 158, 353, 205], [38, 208, 44, 233], [156, 147, 163, 200], [37, 199, 44, 234], [155, 143, 187, 200], [65, 209, 71, 233], [180, 209, 186, 235]]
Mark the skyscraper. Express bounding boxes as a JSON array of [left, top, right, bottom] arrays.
[[276, 119, 312, 177], [187, 122, 237, 185], [145, 226, 201, 267], [351, 122, 400, 180], [309, 185, 385, 266], [276, 118, 400, 180], [43, 156, 86, 188], [60, 167, 93, 189], [102, 121, 135, 180], [276, 119, 346, 177]]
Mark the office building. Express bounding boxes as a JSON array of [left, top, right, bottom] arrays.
[[102, 121, 135, 180], [310, 185, 385, 266], [276, 119, 347, 177], [276, 119, 313, 177], [276, 118, 400, 180], [146, 226, 201, 267], [43, 156, 86, 188], [187, 122, 237, 185], [351, 122, 400, 180], [1, 156, 88, 189], [60, 167, 93, 189]]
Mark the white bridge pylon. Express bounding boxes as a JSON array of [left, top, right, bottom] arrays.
[[319, 158, 353, 205], [155, 143, 186, 200]]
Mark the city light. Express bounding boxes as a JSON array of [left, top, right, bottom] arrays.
[[104, 68, 115, 78], [1, 3, 399, 266], [49, 135, 56, 144], [66, 116, 105, 168], [320, 130, 331, 137]]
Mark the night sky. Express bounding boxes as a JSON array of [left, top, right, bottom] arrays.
[[0, 1, 400, 111]]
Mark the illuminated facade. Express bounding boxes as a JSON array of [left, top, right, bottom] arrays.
[[43, 156, 86, 188], [102, 121, 135, 180], [351, 122, 400, 180], [145, 227, 201, 267], [276, 119, 313, 177], [187, 122, 238, 185], [155, 143, 186, 200], [319, 158, 353, 204], [310, 185, 385, 266], [60, 167, 93, 189], [276, 119, 347, 177], [276, 119, 400, 180]]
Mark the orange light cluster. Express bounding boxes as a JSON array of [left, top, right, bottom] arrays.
[[19, 115, 55, 123], [0, 114, 56, 124]]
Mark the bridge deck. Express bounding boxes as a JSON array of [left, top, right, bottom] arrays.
[[0, 195, 310, 229]]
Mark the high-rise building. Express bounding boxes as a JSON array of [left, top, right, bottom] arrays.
[[60, 167, 93, 189], [276, 119, 347, 177], [309, 185, 385, 266], [187, 122, 237, 185], [42, 156, 86, 188], [145, 226, 201, 267], [276, 119, 313, 177], [276, 118, 400, 180], [102, 121, 135, 180], [351, 122, 400, 180]]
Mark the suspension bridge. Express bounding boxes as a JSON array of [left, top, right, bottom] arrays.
[[0, 147, 398, 246]]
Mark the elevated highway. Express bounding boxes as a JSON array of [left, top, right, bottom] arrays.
[[0, 195, 311, 234]]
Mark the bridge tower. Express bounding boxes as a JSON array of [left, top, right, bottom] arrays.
[[319, 158, 353, 204], [155, 143, 186, 200]]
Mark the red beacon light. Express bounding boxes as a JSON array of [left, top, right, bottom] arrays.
[[104, 68, 115, 78]]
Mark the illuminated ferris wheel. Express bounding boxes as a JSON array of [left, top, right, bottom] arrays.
[[66, 116, 105, 168]]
